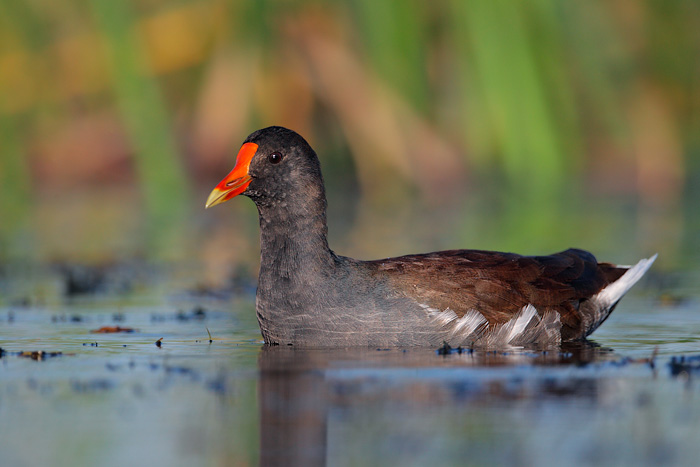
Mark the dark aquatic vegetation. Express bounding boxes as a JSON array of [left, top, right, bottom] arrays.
[[70, 379, 114, 393], [668, 355, 700, 377], [151, 306, 210, 322], [175, 306, 207, 321], [112, 312, 125, 322], [436, 342, 474, 355], [90, 326, 136, 333], [55, 263, 108, 296], [0, 349, 68, 361], [51, 314, 87, 323], [52, 261, 153, 297]]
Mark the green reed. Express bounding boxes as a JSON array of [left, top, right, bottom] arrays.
[[0, 0, 697, 262]]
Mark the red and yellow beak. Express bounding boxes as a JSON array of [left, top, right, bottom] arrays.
[[205, 142, 258, 208]]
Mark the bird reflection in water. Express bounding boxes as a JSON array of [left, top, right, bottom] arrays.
[[257, 342, 624, 466]]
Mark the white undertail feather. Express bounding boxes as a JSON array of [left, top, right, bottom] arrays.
[[595, 254, 658, 309], [483, 305, 561, 347], [507, 304, 538, 339], [426, 306, 488, 344], [448, 309, 488, 341], [423, 304, 455, 325], [510, 309, 562, 346]]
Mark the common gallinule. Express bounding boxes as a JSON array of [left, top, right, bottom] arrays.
[[206, 126, 656, 348]]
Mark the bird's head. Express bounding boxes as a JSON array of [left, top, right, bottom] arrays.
[[206, 126, 324, 209]]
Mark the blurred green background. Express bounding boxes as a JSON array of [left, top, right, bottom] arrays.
[[0, 0, 698, 287]]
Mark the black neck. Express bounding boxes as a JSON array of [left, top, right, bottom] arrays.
[[256, 193, 335, 281]]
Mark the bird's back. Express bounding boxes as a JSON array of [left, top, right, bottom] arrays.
[[363, 248, 654, 343]]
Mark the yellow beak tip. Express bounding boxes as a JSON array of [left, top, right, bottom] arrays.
[[205, 190, 228, 209]]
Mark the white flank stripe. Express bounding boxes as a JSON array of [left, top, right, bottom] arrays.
[[506, 304, 538, 343], [426, 307, 458, 325], [449, 309, 488, 340]]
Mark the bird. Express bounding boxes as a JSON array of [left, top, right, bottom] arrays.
[[206, 126, 656, 348]]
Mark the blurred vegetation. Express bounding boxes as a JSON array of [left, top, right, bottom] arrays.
[[0, 0, 698, 272]]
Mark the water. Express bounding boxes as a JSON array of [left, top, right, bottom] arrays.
[[1, 281, 699, 467]]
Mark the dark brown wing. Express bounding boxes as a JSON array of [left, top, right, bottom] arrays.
[[366, 248, 627, 340]]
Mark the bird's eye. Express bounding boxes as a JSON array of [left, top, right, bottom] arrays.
[[268, 152, 283, 164]]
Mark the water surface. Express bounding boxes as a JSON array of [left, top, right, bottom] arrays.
[[1, 281, 699, 466]]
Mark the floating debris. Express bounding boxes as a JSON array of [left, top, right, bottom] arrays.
[[82, 342, 99, 347], [71, 379, 114, 393], [176, 307, 207, 321], [155, 338, 163, 347], [18, 351, 65, 361], [150, 313, 166, 322], [206, 373, 229, 395], [90, 326, 136, 333], [622, 347, 659, 370], [52, 261, 142, 297], [437, 342, 452, 355], [55, 263, 107, 296], [187, 269, 256, 299], [192, 306, 206, 319], [152, 306, 209, 323], [165, 365, 199, 379], [51, 314, 88, 323], [2, 348, 69, 360], [436, 342, 473, 356], [112, 312, 125, 322], [668, 355, 700, 377], [0, 349, 67, 360]]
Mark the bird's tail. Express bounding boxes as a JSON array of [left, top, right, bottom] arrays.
[[584, 254, 657, 337], [596, 254, 658, 310]]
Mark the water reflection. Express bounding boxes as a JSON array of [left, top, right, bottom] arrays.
[[257, 342, 621, 466]]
